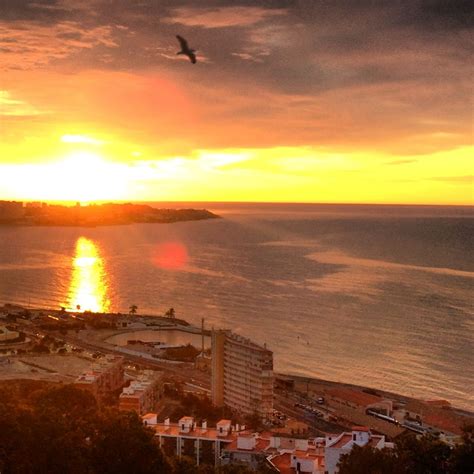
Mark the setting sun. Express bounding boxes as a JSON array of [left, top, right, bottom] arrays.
[[55, 152, 124, 203], [0, 151, 130, 203], [1, 0, 472, 205]]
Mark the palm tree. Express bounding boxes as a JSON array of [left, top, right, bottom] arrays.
[[129, 305, 138, 315], [165, 307, 175, 319]]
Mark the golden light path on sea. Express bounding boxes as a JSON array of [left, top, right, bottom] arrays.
[[68, 237, 110, 313]]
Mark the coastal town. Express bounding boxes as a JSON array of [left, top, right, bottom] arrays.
[[0, 200, 218, 226], [1, 303, 472, 473]]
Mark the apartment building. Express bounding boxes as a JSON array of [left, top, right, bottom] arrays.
[[74, 355, 124, 398], [119, 370, 162, 414], [144, 412, 392, 473], [144, 415, 236, 467], [324, 427, 393, 474], [211, 329, 273, 419]]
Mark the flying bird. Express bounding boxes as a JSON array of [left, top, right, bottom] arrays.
[[176, 35, 197, 64]]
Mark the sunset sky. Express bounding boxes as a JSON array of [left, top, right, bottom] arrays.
[[1, 0, 472, 204]]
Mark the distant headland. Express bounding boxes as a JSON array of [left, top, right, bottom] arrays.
[[0, 201, 219, 227]]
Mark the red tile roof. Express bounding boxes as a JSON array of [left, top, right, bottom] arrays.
[[270, 453, 293, 474], [368, 436, 384, 447], [225, 437, 270, 453], [270, 451, 324, 474], [424, 412, 464, 435], [331, 434, 353, 449], [328, 388, 383, 407], [425, 400, 451, 408]]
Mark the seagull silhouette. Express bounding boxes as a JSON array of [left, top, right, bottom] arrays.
[[176, 35, 197, 64]]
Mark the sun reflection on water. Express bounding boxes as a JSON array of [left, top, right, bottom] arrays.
[[68, 237, 110, 312]]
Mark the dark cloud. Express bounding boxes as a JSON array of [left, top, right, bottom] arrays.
[[405, 0, 474, 30], [1, 0, 70, 23], [0, 0, 471, 154], [162, 5, 287, 28]]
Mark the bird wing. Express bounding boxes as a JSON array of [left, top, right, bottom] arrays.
[[188, 51, 197, 64], [176, 35, 188, 50]]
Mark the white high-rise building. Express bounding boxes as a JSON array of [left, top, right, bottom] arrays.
[[211, 329, 273, 419]]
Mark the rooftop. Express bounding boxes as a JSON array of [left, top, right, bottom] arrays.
[[331, 434, 353, 449], [405, 399, 465, 435], [222, 330, 272, 354], [368, 436, 385, 447], [426, 399, 452, 407], [225, 436, 271, 453], [269, 453, 292, 474], [327, 430, 385, 450], [424, 412, 464, 435], [151, 423, 235, 441], [270, 451, 325, 474], [327, 388, 383, 407]]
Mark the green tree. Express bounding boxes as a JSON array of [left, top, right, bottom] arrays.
[[90, 410, 171, 474], [0, 403, 34, 473], [31, 343, 50, 353], [0, 384, 175, 474], [244, 411, 263, 431], [196, 463, 215, 474], [35, 384, 97, 420], [337, 431, 470, 474], [129, 305, 138, 315], [449, 424, 474, 474], [219, 465, 254, 473], [165, 307, 176, 319], [172, 456, 196, 474], [0, 385, 98, 474], [338, 445, 401, 474], [396, 434, 451, 474]]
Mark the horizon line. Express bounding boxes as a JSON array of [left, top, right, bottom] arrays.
[[1, 199, 473, 208]]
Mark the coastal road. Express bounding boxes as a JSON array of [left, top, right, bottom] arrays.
[[274, 391, 348, 434]]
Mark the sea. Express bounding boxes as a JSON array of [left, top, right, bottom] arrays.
[[0, 203, 473, 410]]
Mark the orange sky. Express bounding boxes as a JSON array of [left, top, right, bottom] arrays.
[[0, 1, 472, 204]]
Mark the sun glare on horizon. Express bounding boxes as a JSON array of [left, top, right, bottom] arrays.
[[1, 151, 130, 204], [47, 151, 129, 203]]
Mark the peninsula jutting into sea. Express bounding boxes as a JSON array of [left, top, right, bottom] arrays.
[[0, 201, 219, 226]]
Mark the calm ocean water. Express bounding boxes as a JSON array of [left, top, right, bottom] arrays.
[[0, 203, 473, 410]]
